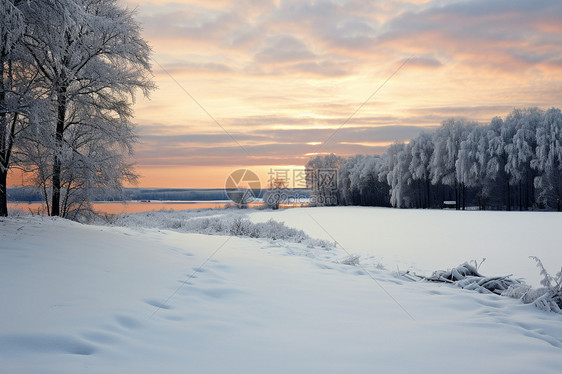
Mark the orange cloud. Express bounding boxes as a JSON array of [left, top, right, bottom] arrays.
[[113, 0, 562, 188]]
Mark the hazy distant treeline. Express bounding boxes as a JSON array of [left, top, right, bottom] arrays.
[[127, 189, 229, 201], [7, 188, 229, 202], [8, 188, 311, 203], [307, 107, 562, 211]]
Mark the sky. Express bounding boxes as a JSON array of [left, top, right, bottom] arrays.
[[116, 0, 562, 188]]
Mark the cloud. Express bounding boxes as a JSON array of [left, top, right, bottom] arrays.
[[134, 123, 436, 168], [405, 57, 442, 69], [285, 60, 353, 77], [407, 105, 517, 122], [153, 61, 233, 76], [122, 0, 562, 185], [254, 35, 315, 64], [375, 0, 562, 72], [135, 141, 390, 167]]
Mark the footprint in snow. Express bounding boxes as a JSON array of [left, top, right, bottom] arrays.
[[145, 299, 172, 310], [81, 330, 120, 345], [0, 333, 96, 356], [191, 287, 245, 299], [115, 314, 144, 329], [427, 289, 445, 295]]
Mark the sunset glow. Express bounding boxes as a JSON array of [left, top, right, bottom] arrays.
[[119, 0, 562, 187]]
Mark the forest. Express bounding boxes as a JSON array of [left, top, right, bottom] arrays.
[[306, 107, 562, 211]]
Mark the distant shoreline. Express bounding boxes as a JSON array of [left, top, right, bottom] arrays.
[[6, 187, 311, 203]]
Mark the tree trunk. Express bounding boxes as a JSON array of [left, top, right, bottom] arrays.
[[51, 86, 67, 217], [455, 180, 459, 210], [529, 182, 532, 210], [0, 169, 7, 217], [426, 179, 431, 209], [519, 180, 523, 211], [416, 180, 420, 209], [524, 180, 528, 210], [506, 181, 511, 211], [462, 183, 466, 210], [0, 55, 7, 217]]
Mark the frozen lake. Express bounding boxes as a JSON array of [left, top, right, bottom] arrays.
[[248, 206, 562, 287]]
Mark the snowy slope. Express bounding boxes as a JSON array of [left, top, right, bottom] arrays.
[[248, 207, 562, 287], [1, 216, 562, 373]]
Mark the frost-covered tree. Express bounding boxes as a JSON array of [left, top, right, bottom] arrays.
[[505, 108, 542, 210], [306, 153, 342, 206], [456, 127, 478, 204], [337, 154, 361, 206], [533, 108, 562, 210], [1, 1, 90, 216], [385, 142, 413, 208], [263, 178, 287, 210], [430, 119, 476, 209], [409, 132, 434, 208], [346, 155, 389, 206], [20, 0, 154, 217], [487, 115, 518, 210], [456, 125, 499, 210], [0, 0, 27, 216]]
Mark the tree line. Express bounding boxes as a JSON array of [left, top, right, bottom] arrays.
[[6, 187, 237, 203], [307, 107, 562, 211], [1, 0, 154, 218]]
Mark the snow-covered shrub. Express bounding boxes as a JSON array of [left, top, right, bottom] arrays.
[[112, 210, 334, 249], [263, 189, 284, 210], [97, 212, 119, 225], [253, 219, 307, 241], [6, 208, 29, 217], [501, 284, 532, 299], [530, 256, 562, 293], [424, 258, 562, 314], [425, 262, 524, 295], [507, 257, 562, 313], [429, 262, 482, 282], [455, 275, 520, 295], [340, 254, 361, 266], [532, 291, 561, 313]]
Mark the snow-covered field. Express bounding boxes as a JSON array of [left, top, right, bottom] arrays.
[[249, 207, 562, 287], [1, 208, 562, 373]]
